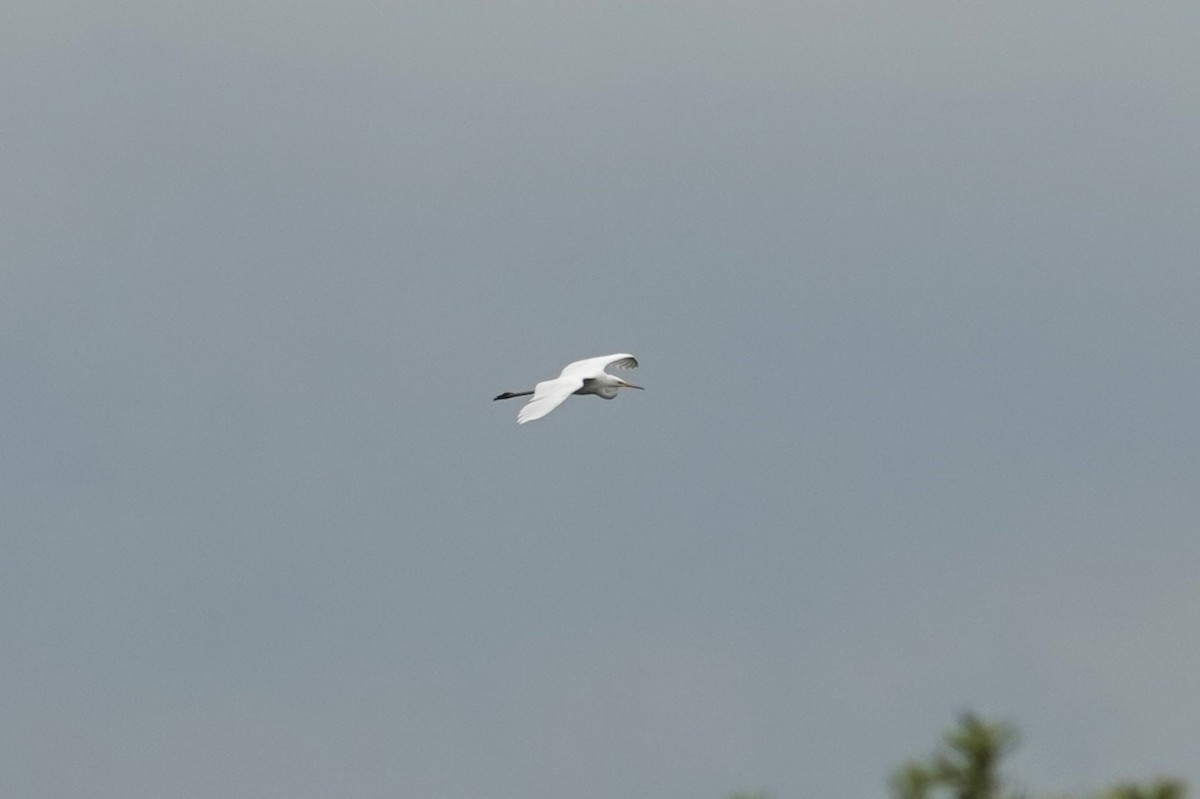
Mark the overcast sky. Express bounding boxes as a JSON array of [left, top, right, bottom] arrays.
[[3, 2, 1198, 797]]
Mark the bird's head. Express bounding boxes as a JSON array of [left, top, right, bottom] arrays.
[[618, 378, 645, 390]]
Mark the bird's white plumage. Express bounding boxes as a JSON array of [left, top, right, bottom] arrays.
[[559, 354, 638, 377], [517, 376, 585, 424], [497, 353, 642, 424]]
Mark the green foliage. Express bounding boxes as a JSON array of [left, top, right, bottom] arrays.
[[1095, 780, 1187, 799], [892, 761, 939, 799], [890, 712, 1019, 799], [728, 714, 1187, 799], [888, 713, 1186, 799]]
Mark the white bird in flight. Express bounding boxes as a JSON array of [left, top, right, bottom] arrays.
[[493, 353, 644, 424]]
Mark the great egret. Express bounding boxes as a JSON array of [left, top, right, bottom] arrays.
[[493, 353, 644, 424]]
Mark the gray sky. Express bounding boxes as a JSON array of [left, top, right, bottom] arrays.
[[3, 2, 1198, 797]]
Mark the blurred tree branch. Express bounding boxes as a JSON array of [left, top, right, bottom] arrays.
[[726, 714, 1185, 799]]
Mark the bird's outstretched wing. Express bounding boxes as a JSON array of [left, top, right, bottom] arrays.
[[517, 376, 585, 424], [559, 353, 638, 378]]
